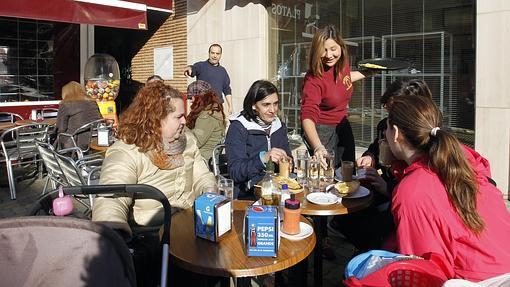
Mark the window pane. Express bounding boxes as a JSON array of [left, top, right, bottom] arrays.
[[270, 0, 475, 147]]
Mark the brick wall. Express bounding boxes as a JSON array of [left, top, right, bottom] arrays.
[[131, 0, 187, 93]]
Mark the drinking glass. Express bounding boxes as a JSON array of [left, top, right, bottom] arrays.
[[308, 156, 320, 192], [341, 161, 354, 182], [295, 149, 309, 185], [218, 178, 234, 201], [279, 158, 290, 178], [217, 178, 234, 225], [321, 149, 335, 184], [202, 186, 219, 194]]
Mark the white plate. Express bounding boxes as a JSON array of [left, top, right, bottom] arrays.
[[343, 186, 370, 199], [306, 192, 339, 205], [280, 222, 313, 241]]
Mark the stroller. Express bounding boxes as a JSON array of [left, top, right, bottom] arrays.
[[0, 215, 136, 287], [10, 184, 171, 286]]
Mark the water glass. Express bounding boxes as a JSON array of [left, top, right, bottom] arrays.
[[321, 149, 335, 184], [218, 178, 234, 201], [295, 149, 309, 185], [202, 186, 219, 194], [308, 156, 320, 192]]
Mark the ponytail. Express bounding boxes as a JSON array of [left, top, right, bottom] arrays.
[[388, 96, 485, 235], [428, 130, 484, 234]]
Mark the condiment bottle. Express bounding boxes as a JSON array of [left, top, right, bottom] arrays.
[[261, 160, 276, 205], [280, 183, 290, 206], [282, 199, 301, 235]]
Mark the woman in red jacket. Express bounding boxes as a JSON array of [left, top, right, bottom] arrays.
[[386, 95, 510, 281], [301, 25, 369, 163]]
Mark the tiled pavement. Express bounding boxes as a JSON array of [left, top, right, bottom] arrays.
[[1, 167, 509, 287]]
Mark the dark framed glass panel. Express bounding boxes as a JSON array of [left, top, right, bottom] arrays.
[[0, 16, 80, 102], [269, 0, 475, 147]]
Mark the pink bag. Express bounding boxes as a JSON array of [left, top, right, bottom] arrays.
[[52, 187, 74, 216]]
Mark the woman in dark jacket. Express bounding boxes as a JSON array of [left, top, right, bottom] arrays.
[[56, 81, 102, 150], [225, 80, 292, 199]]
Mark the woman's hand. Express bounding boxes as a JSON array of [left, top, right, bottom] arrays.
[[313, 145, 329, 168], [357, 155, 375, 168], [361, 167, 389, 197], [264, 148, 291, 164]]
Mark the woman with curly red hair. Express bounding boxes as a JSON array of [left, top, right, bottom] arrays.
[[92, 81, 216, 237], [186, 80, 226, 161]]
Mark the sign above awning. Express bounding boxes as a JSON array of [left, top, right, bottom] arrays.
[[0, 0, 173, 30]]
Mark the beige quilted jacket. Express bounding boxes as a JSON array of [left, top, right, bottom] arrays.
[[92, 132, 216, 236]]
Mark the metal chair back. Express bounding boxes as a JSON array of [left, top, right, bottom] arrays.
[[0, 124, 50, 199], [0, 112, 23, 123], [54, 151, 87, 186], [35, 140, 65, 194], [53, 148, 103, 207], [56, 118, 112, 154], [210, 143, 229, 178]]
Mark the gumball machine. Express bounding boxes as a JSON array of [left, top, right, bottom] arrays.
[[84, 54, 120, 126]]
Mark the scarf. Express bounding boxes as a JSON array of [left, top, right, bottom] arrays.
[[147, 134, 187, 170], [254, 116, 273, 135]]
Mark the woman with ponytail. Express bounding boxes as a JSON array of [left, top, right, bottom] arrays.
[[386, 95, 510, 281]]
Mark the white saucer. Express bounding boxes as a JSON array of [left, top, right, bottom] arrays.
[[343, 186, 371, 199], [280, 222, 313, 241], [306, 192, 339, 205]]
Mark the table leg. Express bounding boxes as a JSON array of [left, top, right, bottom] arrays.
[[312, 216, 326, 287], [219, 277, 230, 287], [286, 257, 308, 287], [236, 277, 251, 287]]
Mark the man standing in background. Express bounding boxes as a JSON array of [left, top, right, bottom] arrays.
[[184, 44, 233, 114]]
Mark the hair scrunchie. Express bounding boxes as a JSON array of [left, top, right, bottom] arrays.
[[430, 127, 440, 137]]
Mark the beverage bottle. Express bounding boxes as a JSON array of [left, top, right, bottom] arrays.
[[249, 224, 257, 247], [280, 183, 290, 206], [282, 199, 301, 235], [261, 160, 275, 205]]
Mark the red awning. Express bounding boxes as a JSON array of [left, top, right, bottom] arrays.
[[0, 0, 173, 30], [132, 0, 173, 13]]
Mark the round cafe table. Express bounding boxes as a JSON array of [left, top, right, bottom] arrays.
[[15, 118, 57, 126], [89, 138, 110, 153], [0, 122, 16, 132], [293, 187, 374, 287], [169, 200, 316, 286]]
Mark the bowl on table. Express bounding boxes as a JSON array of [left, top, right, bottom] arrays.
[[333, 180, 360, 197]]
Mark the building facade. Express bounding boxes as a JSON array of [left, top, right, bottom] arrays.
[[1, 1, 508, 196], [186, 0, 509, 196]]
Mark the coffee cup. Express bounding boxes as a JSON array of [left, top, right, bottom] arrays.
[[341, 161, 354, 182]]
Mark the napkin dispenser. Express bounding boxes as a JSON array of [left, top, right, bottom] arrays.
[[194, 193, 231, 242], [97, 123, 110, 147], [244, 205, 279, 257]]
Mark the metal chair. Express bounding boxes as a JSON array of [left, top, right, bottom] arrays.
[[210, 143, 229, 178], [53, 147, 103, 207], [0, 124, 50, 199], [0, 112, 23, 123], [34, 140, 66, 195], [56, 118, 112, 155]]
